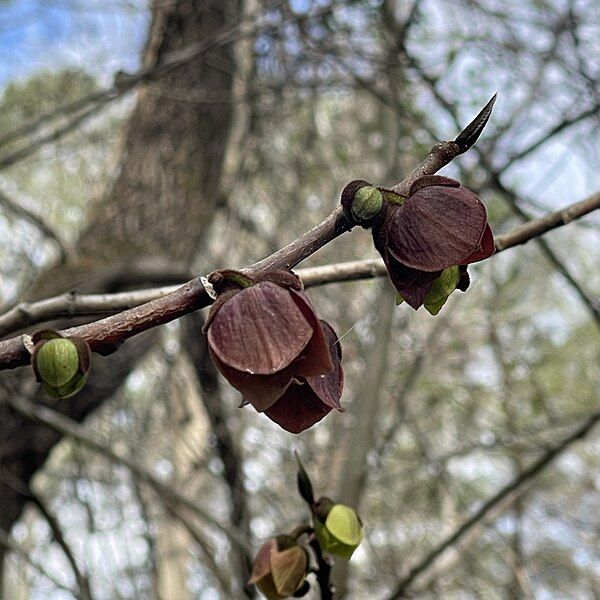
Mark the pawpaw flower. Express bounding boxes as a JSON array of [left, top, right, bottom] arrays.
[[248, 536, 309, 599], [204, 270, 343, 433], [371, 175, 494, 311], [313, 497, 363, 560]]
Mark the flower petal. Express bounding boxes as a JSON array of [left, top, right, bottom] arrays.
[[305, 321, 343, 410], [209, 347, 295, 411], [248, 539, 277, 584], [264, 383, 333, 433], [387, 185, 488, 271], [385, 253, 441, 309], [461, 223, 494, 264], [289, 290, 334, 377], [270, 546, 307, 596], [208, 282, 313, 375]]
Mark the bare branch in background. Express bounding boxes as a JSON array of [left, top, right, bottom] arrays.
[[0, 188, 596, 351], [386, 407, 600, 599], [0, 467, 92, 600], [0, 526, 77, 597], [0, 189, 74, 263], [0, 2, 342, 171], [0, 392, 248, 551]]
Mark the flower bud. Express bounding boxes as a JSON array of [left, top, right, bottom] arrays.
[[341, 180, 385, 227], [314, 497, 363, 560], [248, 536, 309, 599], [32, 331, 91, 399]]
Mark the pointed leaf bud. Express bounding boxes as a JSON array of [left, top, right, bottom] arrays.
[[32, 331, 91, 399], [295, 452, 315, 506], [314, 497, 363, 560]]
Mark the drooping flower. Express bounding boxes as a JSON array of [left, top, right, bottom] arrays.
[[248, 536, 309, 599], [204, 270, 343, 433], [370, 175, 494, 311]]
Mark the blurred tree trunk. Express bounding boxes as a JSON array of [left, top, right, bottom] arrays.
[[0, 0, 239, 583]]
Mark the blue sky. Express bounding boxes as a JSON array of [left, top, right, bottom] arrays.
[[0, 0, 149, 89]]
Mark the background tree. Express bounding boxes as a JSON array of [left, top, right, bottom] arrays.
[[0, 0, 598, 598]]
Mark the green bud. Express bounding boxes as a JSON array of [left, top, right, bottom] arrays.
[[340, 180, 385, 227], [32, 331, 91, 399], [314, 497, 363, 560], [351, 186, 383, 224]]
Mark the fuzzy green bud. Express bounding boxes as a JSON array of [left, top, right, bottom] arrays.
[[314, 497, 363, 560], [32, 331, 91, 399], [340, 180, 385, 227]]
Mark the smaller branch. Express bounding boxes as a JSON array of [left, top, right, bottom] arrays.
[[500, 103, 600, 171], [0, 190, 596, 342], [391, 94, 497, 197], [0, 285, 182, 339], [386, 408, 600, 599], [493, 190, 600, 251], [1, 393, 249, 551], [0, 467, 92, 599], [0, 101, 107, 172], [310, 537, 334, 600], [0, 526, 77, 596], [0, 189, 73, 262]]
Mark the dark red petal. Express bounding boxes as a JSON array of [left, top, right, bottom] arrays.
[[264, 383, 333, 434], [209, 347, 295, 411], [289, 290, 334, 378], [386, 252, 441, 309], [248, 539, 277, 584], [305, 321, 343, 410], [408, 175, 460, 196], [387, 185, 488, 271], [208, 282, 312, 375], [461, 223, 495, 264]]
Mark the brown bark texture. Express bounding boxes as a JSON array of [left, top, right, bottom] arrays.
[[0, 0, 238, 549]]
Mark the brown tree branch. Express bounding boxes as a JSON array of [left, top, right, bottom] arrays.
[[404, 59, 600, 328], [0, 188, 596, 346], [0, 101, 484, 368], [385, 407, 600, 599]]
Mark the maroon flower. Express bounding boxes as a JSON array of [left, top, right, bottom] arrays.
[[371, 175, 494, 309], [204, 270, 343, 433]]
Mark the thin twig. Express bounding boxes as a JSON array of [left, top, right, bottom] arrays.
[[0, 189, 596, 342], [0, 525, 77, 596], [385, 408, 600, 599], [1, 393, 249, 551], [0, 189, 74, 262], [0, 466, 92, 598]]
